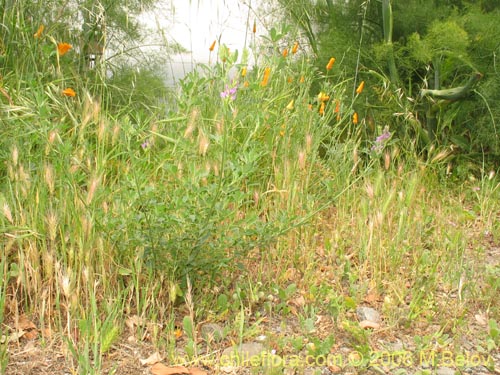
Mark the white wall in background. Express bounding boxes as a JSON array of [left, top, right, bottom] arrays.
[[139, 0, 261, 86]]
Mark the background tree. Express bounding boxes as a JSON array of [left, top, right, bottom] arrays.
[[0, 0, 173, 112]]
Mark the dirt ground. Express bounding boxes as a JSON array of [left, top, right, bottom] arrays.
[[3, 229, 500, 375]]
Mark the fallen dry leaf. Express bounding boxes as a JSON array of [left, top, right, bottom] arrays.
[[15, 315, 38, 340], [23, 329, 38, 340], [151, 363, 190, 375], [474, 313, 488, 326], [8, 330, 26, 342], [17, 315, 37, 331], [359, 320, 380, 329], [328, 364, 342, 373], [290, 295, 306, 308], [140, 352, 163, 366]]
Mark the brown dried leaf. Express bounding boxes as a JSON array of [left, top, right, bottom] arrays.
[[474, 313, 488, 326], [151, 363, 190, 375], [8, 330, 26, 342], [328, 364, 342, 373], [23, 329, 38, 340], [14, 314, 38, 340], [17, 315, 37, 331], [140, 352, 163, 366], [290, 295, 306, 308]]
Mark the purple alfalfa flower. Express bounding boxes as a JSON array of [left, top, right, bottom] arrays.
[[371, 127, 391, 152], [141, 139, 150, 149], [220, 84, 237, 101]]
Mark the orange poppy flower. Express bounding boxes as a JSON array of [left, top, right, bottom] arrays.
[[282, 48, 289, 58], [209, 40, 216, 51], [57, 43, 72, 56], [34, 25, 44, 39], [253, 20, 257, 34], [62, 88, 76, 97], [241, 67, 247, 77], [292, 41, 299, 54], [319, 102, 325, 115], [334, 100, 340, 113], [261, 67, 271, 87], [352, 112, 358, 124], [356, 81, 365, 94], [326, 57, 336, 70]]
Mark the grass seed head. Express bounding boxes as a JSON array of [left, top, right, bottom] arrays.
[[298, 150, 306, 170], [44, 164, 55, 195], [3, 202, 13, 224], [86, 176, 100, 205], [384, 152, 391, 170], [11, 146, 19, 166], [45, 211, 58, 241], [305, 134, 312, 153], [365, 183, 375, 200], [198, 132, 210, 156], [184, 109, 199, 139]]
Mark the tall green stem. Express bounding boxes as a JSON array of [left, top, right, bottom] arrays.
[[382, 0, 399, 84]]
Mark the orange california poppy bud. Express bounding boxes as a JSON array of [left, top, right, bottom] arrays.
[[243, 81, 249, 88], [292, 41, 299, 54], [319, 102, 325, 115], [34, 25, 44, 39], [62, 88, 76, 97], [241, 67, 247, 77], [299, 76, 305, 83], [261, 67, 271, 87], [326, 57, 336, 70], [253, 20, 257, 34], [353, 112, 359, 124], [282, 48, 288, 58], [334, 100, 340, 113], [57, 43, 72, 56], [356, 81, 365, 94], [209, 40, 216, 51], [308, 104, 313, 111]]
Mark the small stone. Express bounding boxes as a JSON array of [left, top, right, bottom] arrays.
[[200, 323, 224, 342], [356, 306, 381, 323], [389, 339, 404, 351]]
